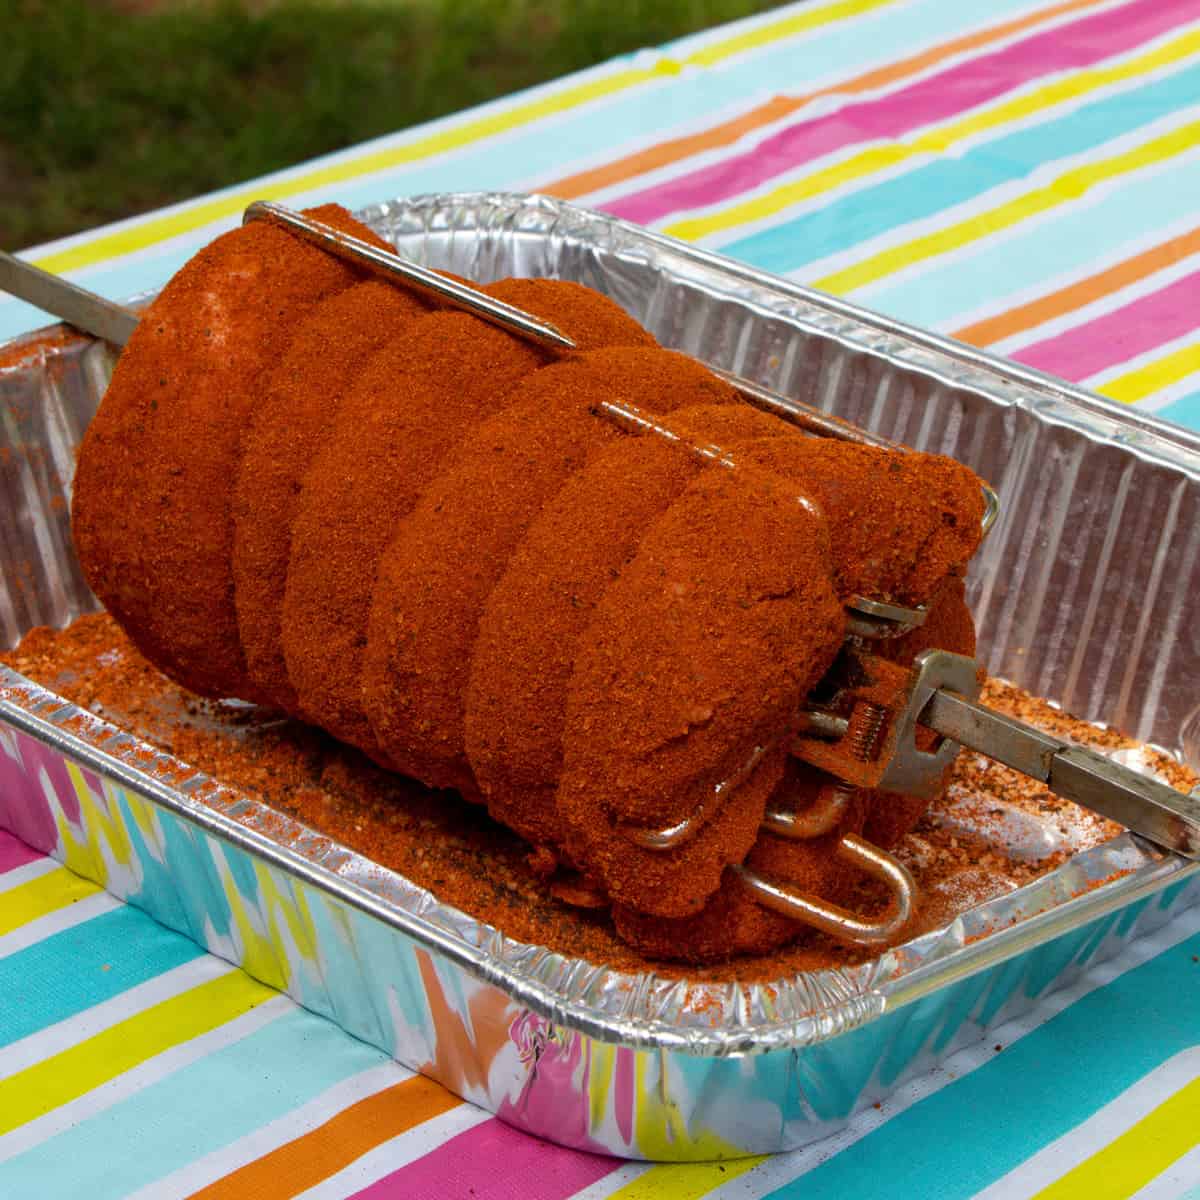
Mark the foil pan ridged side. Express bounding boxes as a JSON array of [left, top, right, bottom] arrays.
[[2, 192, 1200, 1159]]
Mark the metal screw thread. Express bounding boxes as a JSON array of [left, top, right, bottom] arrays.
[[810, 703, 889, 823], [847, 702, 888, 763]]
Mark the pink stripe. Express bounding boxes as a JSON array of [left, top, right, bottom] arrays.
[[0, 830, 44, 872], [349, 1118, 618, 1200], [1013, 267, 1200, 380], [606, 0, 1197, 226]]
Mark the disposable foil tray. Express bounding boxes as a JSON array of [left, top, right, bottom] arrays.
[[2, 192, 1199, 1161]]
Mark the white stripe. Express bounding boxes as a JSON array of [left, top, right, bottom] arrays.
[[660, 0, 1101, 64], [805, 102, 1200, 290], [0, 956, 236, 1082], [0, 890, 119, 960], [121, 1060, 414, 1200], [662, 124, 947, 241], [0, 857, 59, 896], [837, 141, 1200, 306], [991, 247, 1200, 357], [718, 0, 1151, 222], [655, 0, 880, 59], [0, 995, 291, 1163], [972, 1047, 1200, 1200], [292, 1100, 491, 1200], [547, 88, 849, 209]]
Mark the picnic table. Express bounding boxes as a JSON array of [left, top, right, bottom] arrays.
[[2, 0, 1199, 1195]]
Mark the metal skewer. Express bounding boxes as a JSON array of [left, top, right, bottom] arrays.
[[0, 250, 139, 349], [921, 669, 1200, 857], [243, 201, 578, 351], [243, 203, 997, 615], [245, 205, 1005, 540]]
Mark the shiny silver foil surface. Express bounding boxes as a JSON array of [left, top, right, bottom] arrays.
[[1, 192, 1198, 1159]]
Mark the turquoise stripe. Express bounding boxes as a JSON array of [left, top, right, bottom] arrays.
[[763, 929, 1200, 1200], [0, 0, 1062, 342], [0, 905, 201, 1048], [1157, 387, 1200, 430], [717, 59, 1200, 275], [858, 168, 1200, 331], [0, 1004, 389, 1198]]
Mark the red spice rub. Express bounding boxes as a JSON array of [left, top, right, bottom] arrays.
[[732, 438, 985, 604], [363, 348, 739, 796], [282, 283, 655, 762], [282, 312, 547, 759], [614, 769, 870, 962], [232, 281, 431, 713], [551, 345, 738, 412], [664, 405, 985, 602], [465, 435, 704, 851], [463, 393, 782, 856], [614, 579, 978, 961], [65, 227, 998, 960], [71, 203, 380, 701], [360, 375, 619, 793], [557, 466, 846, 918], [482, 278, 657, 351]]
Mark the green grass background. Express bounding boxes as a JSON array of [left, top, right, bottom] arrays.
[[1, 0, 787, 249]]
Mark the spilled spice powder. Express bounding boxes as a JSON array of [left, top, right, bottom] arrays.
[[3, 613, 1194, 982]]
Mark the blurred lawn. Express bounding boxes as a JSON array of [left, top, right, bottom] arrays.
[[0, 0, 788, 248]]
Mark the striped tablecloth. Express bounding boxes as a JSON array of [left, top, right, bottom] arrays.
[[2, 0, 1199, 1195]]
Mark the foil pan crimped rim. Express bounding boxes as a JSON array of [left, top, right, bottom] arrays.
[[3, 666, 1193, 1057]]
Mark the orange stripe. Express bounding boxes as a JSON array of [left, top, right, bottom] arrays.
[[187, 1074, 460, 1200], [542, 0, 1107, 200], [953, 224, 1200, 346]]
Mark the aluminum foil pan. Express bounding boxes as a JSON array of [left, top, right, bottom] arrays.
[[2, 192, 1199, 1161]]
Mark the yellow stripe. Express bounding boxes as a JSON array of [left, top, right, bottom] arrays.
[[29, 0, 889, 277], [814, 118, 1200, 294], [1099, 340, 1200, 404], [687, 0, 893, 68], [667, 28, 1200, 241], [0, 866, 99, 937], [0, 968, 273, 1135], [1032, 1075, 1200, 1199], [608, 1157, 765, 1200]]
